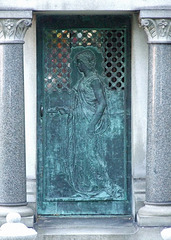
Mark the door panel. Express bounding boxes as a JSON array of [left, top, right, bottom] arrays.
[[37, 15, 131, 215]]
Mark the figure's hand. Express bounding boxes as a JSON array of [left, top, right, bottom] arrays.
[[58, 108, 67, 115], [58, 107, 71, 115]]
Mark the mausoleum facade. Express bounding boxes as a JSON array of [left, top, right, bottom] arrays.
[[0, 1, 171, 239]]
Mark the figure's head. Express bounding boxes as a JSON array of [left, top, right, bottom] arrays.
[[75, 49, 96, 73]]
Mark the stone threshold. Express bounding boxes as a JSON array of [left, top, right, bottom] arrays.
[[36, 216, 137, 235], [35, 216, 164, 240]]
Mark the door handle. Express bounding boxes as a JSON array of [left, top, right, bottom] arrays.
[[40, 105, 44, 118]]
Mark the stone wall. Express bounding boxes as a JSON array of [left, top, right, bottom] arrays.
[[0, 0, 171, 11], [24, 15, 37, 213]]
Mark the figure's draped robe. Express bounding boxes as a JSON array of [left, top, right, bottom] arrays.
[[66, 74, 112, 198]]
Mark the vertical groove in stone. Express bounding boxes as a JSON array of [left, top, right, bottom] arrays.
[[0, 44, 26, 205], [146, 44, 171, 204]]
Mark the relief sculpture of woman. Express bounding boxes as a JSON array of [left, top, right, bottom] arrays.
[[59, 48, 123, 199], [74, 49, 108, 137], [62, 49, 115, 199]]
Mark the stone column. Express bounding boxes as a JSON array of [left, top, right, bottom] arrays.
[[137, 10, 171, 226], [0, 11, 33, 227]]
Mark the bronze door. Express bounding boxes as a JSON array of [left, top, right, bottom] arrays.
[[37, 15, 131, 215]]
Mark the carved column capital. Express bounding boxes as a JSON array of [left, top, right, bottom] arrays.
[[0, 11, 32, 43], [140, 18, 171, 43], [0, 18, 32, 43], [139, 10, 171, 43]]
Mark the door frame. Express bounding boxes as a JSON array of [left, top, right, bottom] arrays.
[[36, 14, 132, 215]]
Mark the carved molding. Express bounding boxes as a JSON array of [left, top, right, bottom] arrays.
[[0, 18, 32, 42], [140, 18, 171, 43]]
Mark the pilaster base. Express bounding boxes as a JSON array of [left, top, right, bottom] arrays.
[[137, 205, 171, 227], [0, 205, 34, 227]]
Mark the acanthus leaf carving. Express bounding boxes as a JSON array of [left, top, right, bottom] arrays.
[[0, 22, 3, 39], [158, 19, 169, 37], [140, 18, 171, 43], [140, 18, 157, 41], [15, 19, 32, 40], [0, 18, 32, 42], [3, 19, 15, 39]]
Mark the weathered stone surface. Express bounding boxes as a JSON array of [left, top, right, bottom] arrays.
[[0, 43, 26, 205], [161, 228, 171, 240], [36, 217, 163, 240], [0, 0, 171, 11], [0, 206, 34, 227], [146, 44, 171, 204], [0, 11, 33, 227], [0, 212, 37, 239], [140, 10, 171, 43], [138, 10, 171, 226]]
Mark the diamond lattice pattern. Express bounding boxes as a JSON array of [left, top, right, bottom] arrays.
[[44, 29, 126, 92]]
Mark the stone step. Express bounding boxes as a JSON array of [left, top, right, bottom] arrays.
[[36, 216, 164, 240]]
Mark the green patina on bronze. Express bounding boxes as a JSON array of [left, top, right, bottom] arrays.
[[37, 15, 131, 215]]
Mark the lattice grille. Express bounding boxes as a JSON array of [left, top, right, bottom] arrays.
[[70, 30, 103, 48], [44, 29, 126, 92], [104, 30, 125, 91], [44, 30, 71, 92]]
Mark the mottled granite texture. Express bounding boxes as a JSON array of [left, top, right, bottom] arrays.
[[146, 44, 171, 204], [0, 44, 26, 205]]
